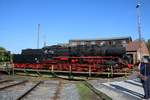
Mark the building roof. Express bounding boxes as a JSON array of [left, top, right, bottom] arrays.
[[126, 41, 149, 54], [126, 41, 140, 51], [69, 36, 132, 42]]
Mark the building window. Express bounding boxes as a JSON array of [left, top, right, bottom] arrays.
[[70, 42, 77, 46], [100, 41, 105, 46], [80, 42, 85, 45], [91, 41, 96, 45], [108, 41, 112, 45], [112, 41, 116, 45], [122, 40, 126, 44]]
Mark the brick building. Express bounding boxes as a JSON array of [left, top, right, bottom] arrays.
[[69, 36, 132, 47], [126, 41, 149, 64], [58, 36, 149, 64]]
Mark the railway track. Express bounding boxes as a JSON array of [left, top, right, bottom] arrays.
[[0, 78, 108, 100], [0, 80, 45, 100], [0, 79, 62, 100], [0, 79, 13, 84], [83, 81, 112, 100], [18, 80, 60, 100], [0, 80, 28, 90], [0, 80, 41, 100], [53, 80, 63, 100], [16, 81, 42, 100]]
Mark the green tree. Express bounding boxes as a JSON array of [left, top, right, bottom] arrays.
[[0, 47, 6, 51], [0, 47, 6, 55], [0, 47, 10, 62]]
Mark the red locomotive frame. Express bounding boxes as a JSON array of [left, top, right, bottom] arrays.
[[14, 56, 130, 74]]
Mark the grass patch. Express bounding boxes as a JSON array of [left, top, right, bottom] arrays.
[[76, 83, 93, 100]]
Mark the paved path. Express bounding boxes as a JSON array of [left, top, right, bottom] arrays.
[[89, 78, 144, 100]]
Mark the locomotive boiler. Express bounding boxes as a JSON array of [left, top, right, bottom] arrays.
[[42, 45, 126, 57]]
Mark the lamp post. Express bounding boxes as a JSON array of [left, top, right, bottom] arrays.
[[136, 0, 142, 60]]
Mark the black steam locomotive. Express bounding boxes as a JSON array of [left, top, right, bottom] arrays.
[[13, 44, 126, 63], [13, 44, 131, 74], [43, 45, 126, 56]]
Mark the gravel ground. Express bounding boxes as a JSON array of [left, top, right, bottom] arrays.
[[1, 73, 129, 100], [0, 75, 80, 100], [22, 80, 59, 100], [0, 82, 35, 100], [58, 82, 80, 100], [0, 80, 20, 88]]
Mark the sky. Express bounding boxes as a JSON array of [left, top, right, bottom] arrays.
[[0, 0, 150, 53]]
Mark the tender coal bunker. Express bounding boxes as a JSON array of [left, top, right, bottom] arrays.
[[13, 49, 44, 63]]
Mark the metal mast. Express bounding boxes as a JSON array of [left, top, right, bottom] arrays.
[[43, 35, 47, 47], [37, 24, 40, 49], [136, 0, 142, 60]]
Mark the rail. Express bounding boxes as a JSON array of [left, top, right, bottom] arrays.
[[0, 80, 28, 90], [16, 81, 42, 100], [83, 81, 112, 100], [0, 79, 13, 84]]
